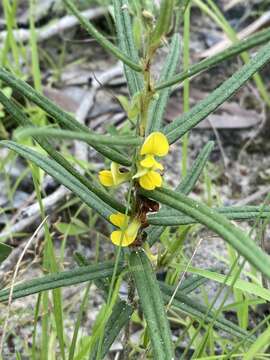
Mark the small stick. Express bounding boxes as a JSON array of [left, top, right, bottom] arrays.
[[0, 7, 107, 44]]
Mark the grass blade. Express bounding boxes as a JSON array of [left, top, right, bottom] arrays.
[[113, 0, 144, 96], [141, 187, 270, 280], [0, 243, 12, 263], [0, 68, 131, 166], [89, 300, 133, 360], [0, 91, 125, 213], [171, 265, 270, 302], [244, 324, 270, 360], [176, 141, 214, 194], [163, 40, 270, 144], [160, 282, 253, 342], [175, 274, 208, 295], [0, 141, 115, 219], [63, 0, 142, 72], [147, 33, 181, 134], [0, 261, 123, 303], [129, 249, 174, 360], [68, 283, 91, 360], [156, 27, 270, 91]]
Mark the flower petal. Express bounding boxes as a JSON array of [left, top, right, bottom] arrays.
[[140, 132, 169, 157], [109, 212, 129, 228], [110, 230, 136, 247], [139, 171, 162, 190], [99, 170, 114, 187], [140, 154, 164, 170]]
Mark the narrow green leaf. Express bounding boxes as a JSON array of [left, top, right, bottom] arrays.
[[148, 205, 270, 225], [0, 261, 123, 303], [165, 274, 208, 295], [147, 141, 214, 245], [0, 91, 125, 213], [147, 33, 181, 134], [172, 265, 270, 302], [63, 0, 142, 72], [55, 222, 88, 236], [15, 127, 142, 146], [0, 242, 12, 263], [177, 141, 214, 194], [0, 68, 131, 166], [0, 141, 115, 220], [163, 40, 270, 144], [150, 0, 174, 48], [129, 249, 173, 360], [113, 0, 144, 96], [244, 324, 270, 360], [141, 187, 270, 280], [156, 27, 270, 90], [160, 282, 253, 342], [68, 283, 91, 360], [89, 300, 133, 360]]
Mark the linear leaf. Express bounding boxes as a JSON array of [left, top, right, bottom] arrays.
[[148, 205, 270, 225], [0, 141, 115, 220], [160, 282, 254, 342], [164, 274, 208, 295], [156, 27, 270, 90], [164, 40, 270, 144], [244, 325, 270, 360], [147, 33, 181, 134], [89, 300, 133, 360], [16, 127, 142, 146], [0, 68, 131, 166], [129, 249, 173, 360], [63, 0, 142, 72], [0, 261, 123, 303], [141, 187, 270, 280], [113, 0, 144, 96], [0, 243, 12, 263], [150, 0, 174, 48], [172, 265, 270, 302], [147, 141, 214, 245], [0, 91, 125, 213]]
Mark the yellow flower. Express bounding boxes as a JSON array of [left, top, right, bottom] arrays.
[[139, 170, 162, 190], [140, 154, 163, 170], [140, 131, 169, 157], [99, 162, 130, 187], [134, 132, 169, 190], [109, 212, 141, 247]]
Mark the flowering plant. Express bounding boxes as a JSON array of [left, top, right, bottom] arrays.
[[1, 0, 270, 358]]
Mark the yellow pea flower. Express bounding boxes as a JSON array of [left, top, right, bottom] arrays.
[[109, 212, 141, 247], [140, 131, 169, 157], [134, 132, 169, 190], [99, 162, 131, 187], [139, 170, 162, 190], [140, 154, 163, 170]]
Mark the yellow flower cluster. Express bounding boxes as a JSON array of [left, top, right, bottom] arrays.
[[133, 132, 169, 190], [99, 132, 169, 247], [99, 132, 169, 191]]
